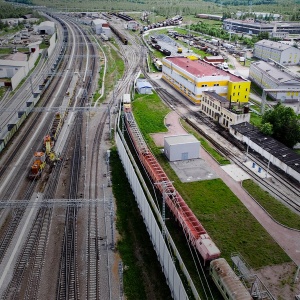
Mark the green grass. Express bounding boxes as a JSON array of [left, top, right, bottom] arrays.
[[110, 148, 172, 300], [0, 48, 12, 55], [250, 111, 262, 127], [0, 86, 8, 99], [132, 93, 291, 269], [132, 93, 170, 141], [243, 179, 300, 230]]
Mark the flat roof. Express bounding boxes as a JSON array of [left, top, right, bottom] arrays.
[[231, 122, 300, 173], [6, 52, 27, 61], [255, 39, 292, 51], [204, 91, 228, 103], [164, 56, 247, 82], [165, 134, 199, 145], [251, 61, 300, 84], [92, 19, 107, 25], [136, 79, 152, 89]]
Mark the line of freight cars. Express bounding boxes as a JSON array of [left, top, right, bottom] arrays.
[[109, 24, 128, 45], [142, 15, 183, 33], [111, 12, 134, 22], [122, 94, 253, 300]]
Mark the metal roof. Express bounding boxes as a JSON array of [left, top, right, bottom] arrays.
[[92, 19, 107, 25], [164, 56, 247, 83], [250, 61, 300, 84], [39, 21, 55, 28], [231, 122, 300, 173], [255, 39, 293, 51], [136, 79, 153, 89], [164, 134, 199, 145], [204, 91, 228, 103]]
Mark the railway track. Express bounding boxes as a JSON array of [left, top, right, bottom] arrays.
[[0, 15, 92, 299]]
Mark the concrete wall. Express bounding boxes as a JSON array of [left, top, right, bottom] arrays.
[[47, 33, 56, 57]]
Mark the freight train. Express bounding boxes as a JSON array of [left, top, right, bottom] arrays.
[[109, 24, 128, 45], [122, 94, 253, 299], [111, 12, 134, 22]]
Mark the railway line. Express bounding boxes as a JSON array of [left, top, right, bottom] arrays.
[[0, 13, 100, 298]]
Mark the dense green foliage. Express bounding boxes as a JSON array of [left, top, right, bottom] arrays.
[[111, 148, 172, 300], [0, 2, 37, 19], [261, 103, 300, 148], [243, 180, 300, 230], [203, 0, 276, 6]]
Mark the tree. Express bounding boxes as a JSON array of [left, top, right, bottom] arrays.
[[261, 103, 300, 148], [259, 122, 273, 136]]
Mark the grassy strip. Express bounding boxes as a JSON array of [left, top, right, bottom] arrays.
[[93, 66, 104, 102], [243, 179, 300, 230], [132, 95, 291, 269], [132, 92, 170, 143], [110, 148, 172, 300], [181, 120, 230, 165]]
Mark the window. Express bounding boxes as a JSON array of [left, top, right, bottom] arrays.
[[233, 93, 235, 96]]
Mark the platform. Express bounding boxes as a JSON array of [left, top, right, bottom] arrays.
[[170, 158, 218, 182]]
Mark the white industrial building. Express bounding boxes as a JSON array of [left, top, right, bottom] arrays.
[[136, 79, 153, 94], [249, 60, 300, 101], [34, 21, 55, 35], [201, 91, 250, 128], [92, 19, 111, 36], [230, 122, 300, 182], [253, 39, 300, 65], [0, 49, 40, 90], [164, 135, 200, 162], [101, 26, 112, 38]]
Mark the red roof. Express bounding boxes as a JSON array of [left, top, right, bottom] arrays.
[[165, 56, 245, 82]]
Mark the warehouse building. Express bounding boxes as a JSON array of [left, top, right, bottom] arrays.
[[223, 19, 300, 36], [162, 56, 250, 105], [253, 39, 300, 65], [164, 135, 200, 162], [136, 79, 153, 94], [34, 21, 55, 35], [249, 60, 300, 101], [201, 91, 250, 128], [230, 122, 300, 182], [91, 19, 111, 36]]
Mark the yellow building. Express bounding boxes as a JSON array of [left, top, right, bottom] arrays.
[[162, 56, 250, 105]]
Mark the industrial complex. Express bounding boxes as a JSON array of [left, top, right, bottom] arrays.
[[249, 60, 300, 101], [162, 56, 251, 105], [253, 39, 300, 65]]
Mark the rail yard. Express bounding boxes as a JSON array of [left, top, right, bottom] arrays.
[[0, 6, 300, 300]]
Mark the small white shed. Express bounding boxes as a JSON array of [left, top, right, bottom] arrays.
[[164, 134, 200, 162]]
